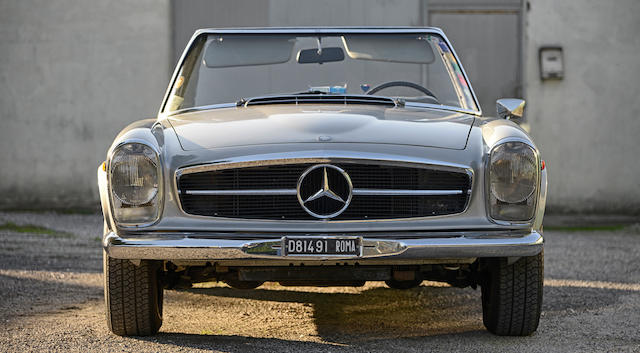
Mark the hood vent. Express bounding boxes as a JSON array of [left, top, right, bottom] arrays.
[[241, 94, 396, 107]]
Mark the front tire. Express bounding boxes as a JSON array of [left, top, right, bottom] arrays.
[[104, 252, 163, 336], [481, 251, 543, 336]]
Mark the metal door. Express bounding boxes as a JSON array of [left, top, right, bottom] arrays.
[[427, 1, 523, 115]]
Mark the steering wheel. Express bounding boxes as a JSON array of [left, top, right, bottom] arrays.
[[366, 81, 437, 99]]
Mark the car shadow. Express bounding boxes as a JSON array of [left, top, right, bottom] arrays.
[[175, 284, 486, 344], [165, 280, 632, 346], [136, 333, 360, 352]]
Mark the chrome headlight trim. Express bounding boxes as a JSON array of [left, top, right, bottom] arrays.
[[485, 138, 540, 226], [107, 139, 164, 228]]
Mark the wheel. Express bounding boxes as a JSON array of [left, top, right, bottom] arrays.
[[481, 251, 544, 336], [223, 278, 264, 290], [385, 278, 423, 289], [104, 252, 163, 336]]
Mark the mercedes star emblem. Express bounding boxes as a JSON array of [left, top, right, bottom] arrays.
[[297, 164, 353, 219]]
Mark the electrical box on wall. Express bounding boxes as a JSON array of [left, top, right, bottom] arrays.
[[539, 46, 564, 80]]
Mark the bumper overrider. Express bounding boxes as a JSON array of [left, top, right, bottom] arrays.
[[104, 230, 543, 263]]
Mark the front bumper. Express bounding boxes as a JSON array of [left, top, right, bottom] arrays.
[[103, 230, 543, 264]]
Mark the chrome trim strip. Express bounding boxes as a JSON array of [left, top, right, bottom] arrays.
[[168, 103, 237, 116], [117, 228, 531, 239], [182, 189, 465, 196], [184, 189, 298, 196], [403, 101, 480, 116], [352, 189, 464, 196], [104, 230, 543, 260], [176, 156, 471, 176]]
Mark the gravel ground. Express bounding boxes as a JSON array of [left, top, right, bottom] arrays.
[[0, 211, 639, 352]]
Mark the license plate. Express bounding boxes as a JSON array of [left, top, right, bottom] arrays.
[[282, 237, 361, 256]]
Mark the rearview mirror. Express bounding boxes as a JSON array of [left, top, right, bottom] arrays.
[[297, 47, 345, 64], [496, 98, 526, 123]]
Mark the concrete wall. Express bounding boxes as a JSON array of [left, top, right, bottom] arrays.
[[525, 0, 640, 214], [172, 0, 270, 63], [0, 0, 171, 209], [268, 0, 422, 26]]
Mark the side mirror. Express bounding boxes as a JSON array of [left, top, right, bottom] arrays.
[[496, 98, 526, 123]]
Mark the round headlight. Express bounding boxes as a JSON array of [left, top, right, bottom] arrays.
[[110, 143, 159, 206], [490, 142, 537, 203]]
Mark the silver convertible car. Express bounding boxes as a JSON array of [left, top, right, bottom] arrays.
[[99, 27, 547, 337]]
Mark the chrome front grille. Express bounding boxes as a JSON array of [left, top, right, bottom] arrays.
[[177, 161, 471, 220]]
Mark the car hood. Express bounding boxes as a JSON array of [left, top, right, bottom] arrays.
[[167, 105, 475, 151]]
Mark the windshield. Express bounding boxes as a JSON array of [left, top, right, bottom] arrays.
[[163, 32, 478, 114]]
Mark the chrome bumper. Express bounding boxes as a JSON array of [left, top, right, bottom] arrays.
[[103, 230, 543, 263]]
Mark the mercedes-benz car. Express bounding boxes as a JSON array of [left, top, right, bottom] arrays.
[[98, 27, 547, 337]]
